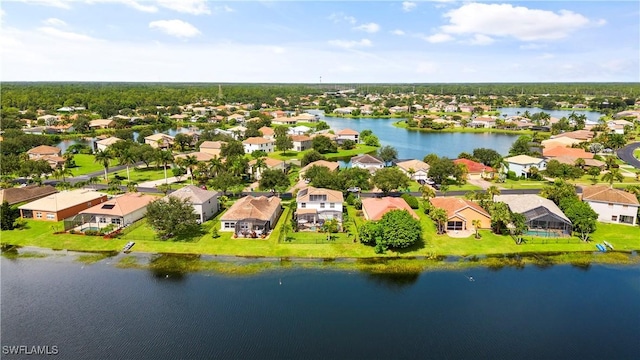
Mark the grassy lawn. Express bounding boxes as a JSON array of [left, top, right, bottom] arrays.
[[498, 179, 551, 190], [3, 207, 639, 259], [267, 144, 378, 161], [444, 183, 483, 192], [68, 154, 116, 176], [634, 148, 640, 160], [107, 166, 169, 184]]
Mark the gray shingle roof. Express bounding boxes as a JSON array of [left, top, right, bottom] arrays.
[[493, 194, 570, 223]]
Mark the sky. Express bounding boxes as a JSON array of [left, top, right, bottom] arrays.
[[1, 0, 638, 83]]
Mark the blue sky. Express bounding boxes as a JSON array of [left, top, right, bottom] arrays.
[[1, 0, 638, 82]]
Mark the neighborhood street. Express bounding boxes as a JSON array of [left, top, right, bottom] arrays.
[[617, 142, 640, 169]]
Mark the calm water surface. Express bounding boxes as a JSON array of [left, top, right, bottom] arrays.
[[2, 258, 639, 359], [309, 110, 518, 159]]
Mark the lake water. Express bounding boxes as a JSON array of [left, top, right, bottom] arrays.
[[2, 257, 639, 359], [309, 110, 518, 159], [497, 107, 604, 124]]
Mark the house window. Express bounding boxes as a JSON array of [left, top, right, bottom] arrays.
[[320, 203, 325, 208], [36, 212, 42, 219], [611, 215, 618, 222], [619, 215, 634, 224], [99, 218, 107, 223], [46, 214, 55, 220], [330, 203, 335, 208], [224, 222, 235, 229], [301, 203, 306, 208], [111, 219, 121, 225]]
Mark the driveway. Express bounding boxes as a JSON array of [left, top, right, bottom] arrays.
[[617, 142, 640, 169]]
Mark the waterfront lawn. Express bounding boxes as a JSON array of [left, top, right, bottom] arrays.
[[499, 179, 551, 190], [69, 154, 115, 176]]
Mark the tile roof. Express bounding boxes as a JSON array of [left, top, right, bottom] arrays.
[[79, 193, 157, 217], [582, 185, 639, 206], [0, 185, 58, 205], [27, 145, 61, 155], [199, 140, 226, 149], [494, 194, 570, 223], [362, 197, 419, 221], [300, 160, 340, 173], [95, 137, 122, 146], [19, 189, 108, 212], [351, 154, 384, 165], [290, 135, 312, 142], [543, 146, 594, 159], [248, 158, 285, 168], [505, 155, 546, 165], [396, 159, 430, 172], [296, 187, 344, 203], [166, 185, 218, 204], [174, 152, 216, 162], [145, 133, 174, 141], [453, 158, 495, 173], [259, 127, 275, 135], [221, 196, 281, 221], [243, 137, 274, 145], [429, 197, 490, 220], [336, 128, 359, 135]]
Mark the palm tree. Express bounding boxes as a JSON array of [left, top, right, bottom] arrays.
[[486, 185, 501, 199], [178, 155, 199, 185], [52, 166, 73, 183], [87, 176, 100, 189], [155, 149, 174, 184], [118, 149, 137, 182], [421, 185, 436, 201], [207, 156, 224, 178], [601, 168, 624, 187], [252, 157, 267, 180], [439, 184, 449, 197], [604, 156, 617, 170], [431, 208, 448, 234], [574, 158, 585, 170], [407, 168, 416, 181], [94, 149, 114, 184], [127, 181, 138, 193], [472, 219, 481, 239]]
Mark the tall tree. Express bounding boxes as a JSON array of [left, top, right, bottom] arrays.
[[146, 197, 200, 240], [94, 149, 114, 183], [177, 155, 199, 185], [118, 149, 137, 182], [155, 149, 174, 185], [377, 145, 398, 164], [372, 167, 410, 194], [274, 126, 293, 154], [472, 219, 481, 239], [601, 168, 624, 186]]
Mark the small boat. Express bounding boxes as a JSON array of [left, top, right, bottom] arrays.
[[596, 244, 607, 252], [122, 241, 135, 253], [603, 241, 614, 250]]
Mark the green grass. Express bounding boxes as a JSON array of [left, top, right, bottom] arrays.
[[68, 154, 116, 176], [107, 166, 170, 184], [267, 144, 378, 161], [499, 179, 551, 190], [634, 149, 640, 160], [393, 121, 540, 135], [3, 207, 639, 259]]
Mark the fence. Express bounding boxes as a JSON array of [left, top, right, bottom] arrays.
[[511, 233, 583, 245]]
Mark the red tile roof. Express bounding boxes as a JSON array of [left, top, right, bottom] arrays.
[[453, 159, 494, 173], [362, 197, 419, 221]]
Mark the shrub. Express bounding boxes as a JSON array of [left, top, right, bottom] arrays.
[[401, 194, 419, 209], [507, 171, 518, 181], [346, 193, 356, 206]]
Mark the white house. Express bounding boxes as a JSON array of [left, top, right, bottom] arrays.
[[144, 133, 175, 149], [288, 125, 312, 136], [395, 159, 430, 181], [94, 137, 122, 152], [335, 128, 360, 144], [242, 137, 275, 154], [78, 193, 157, 228], [504, 155, 547, 178], [227, 125, 247, 140], [582, 185, 639, 226], [220, 196, 282, 236], [291, 135, 312, 151], [295, 187, 344, 225], [351, 154, 384, 173], [165, 185, 219, 223], [248, 158, 286, 180]]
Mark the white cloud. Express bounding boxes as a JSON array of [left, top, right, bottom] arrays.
[[424, 33, 454, 43], [157, 0, 211, 15], [441, 3, 593, 41], [402, 2, 417, 12], [538, 53, 555, 60], [391, 29, 405, 36], [328, 38, 372, 49], [149, 20, 201, 38], [213, 5, 234, 13], [17, 0, 71, 9], [469, 34, 494, 46], [84, 0, 158, 13], [519, 43, 547, 50], [328, 12, 357, 25], [37, 27, 95, 41], [42, 18, 67, 27], [354, 23, 380, 33]]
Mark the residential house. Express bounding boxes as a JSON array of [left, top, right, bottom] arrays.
[[26, 145, 65, 168], [351, 154, 384, 173], [504, 155, 547, 178], [272, 117, 298, 126], [94, 137, 122, 152], [429, 197, 491, 231], [494, 194, 572, 236], [165, 185, 219, 223], [220, 195, 282, 236], [248, 158, 286, 180], [334, 107, 357, 115], [0, 185, 57, 206], [18, 189, 108, 221], [88, 119, 115, 129], [541, 136, 582, 149], [543, 146, 594, 160], [582, 185, 639, 226], [335, 128, 359, 144], [259, 126, 275, 140], [78, 193, 157, 228], [299, 160, 340, 180], [453, 158, 495, 179], [470, 116, 497, 128], [227, 125, 247, 140], [297, 113, 319, 122], [607, 119, 633, 134], [174, 151, 217, 163], [288, 125, 312, 136], [291, 135, 312, 151], [169, 114, 188, 121], [144, 133, 175, 149], [396, 159, 430, 182], [227, 113, 246, 123], [243, 137, 275, 154], [553, 130, 594, 142], [295, 187, 344, 226], [199, 141, 226, 156], [37, 114, 59, 126], [362, 197, 419, 221]]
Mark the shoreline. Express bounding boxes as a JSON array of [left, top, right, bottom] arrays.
[[3, 244, 639, 275], [392, 120, 539, 135]]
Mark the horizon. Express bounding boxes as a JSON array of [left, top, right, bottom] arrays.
[[1, 0, 638, 83]]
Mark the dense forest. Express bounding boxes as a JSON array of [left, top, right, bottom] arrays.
[[2, 82, 638, 114]]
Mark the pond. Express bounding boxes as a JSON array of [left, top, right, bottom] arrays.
[[1, 257, 638, 359]]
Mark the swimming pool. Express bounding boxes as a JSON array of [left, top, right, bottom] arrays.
[[525, 229, 561, 238], [82, 226, 100, 232]]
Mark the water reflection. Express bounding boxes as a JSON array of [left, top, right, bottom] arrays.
[[362, 272, 421, 290]]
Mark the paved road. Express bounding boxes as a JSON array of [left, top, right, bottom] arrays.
[[617, 142, 640, 169]]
